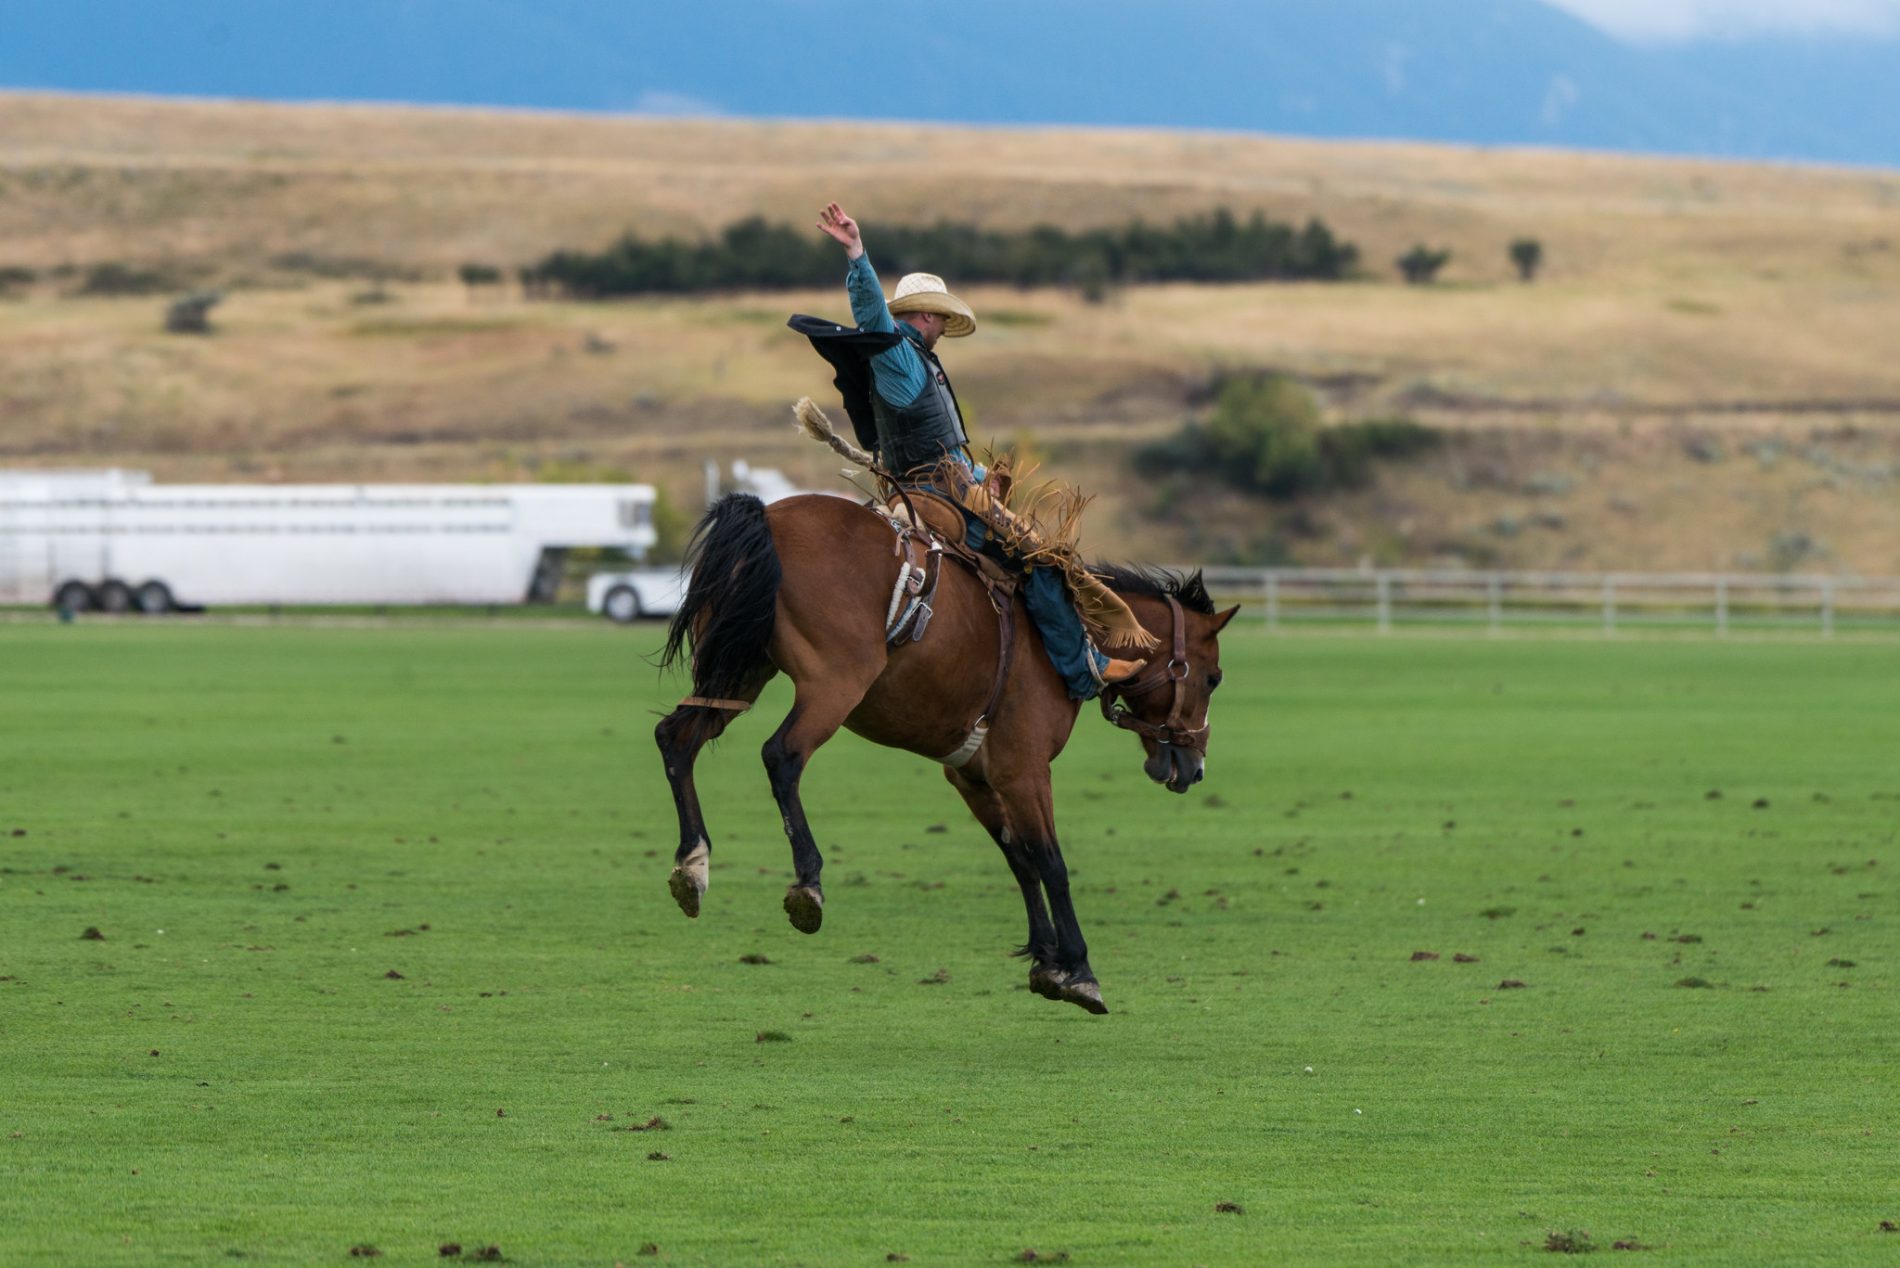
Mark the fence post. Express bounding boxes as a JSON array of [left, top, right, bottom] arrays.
[[1487, 574, 1502, 635], [1265, 573, 1279, 634], [1603, 576, 1617, 636], [1822, 582, 1835, 638], [1376, 573, 1392, 634], [1715, 578, 1728, 637]]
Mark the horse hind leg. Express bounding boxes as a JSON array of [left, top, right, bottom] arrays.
[[761, 675, 874, 935], [655, 670, 772, 919]]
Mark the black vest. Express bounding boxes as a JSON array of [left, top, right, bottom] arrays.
[[788, 314, 969, 476], [868, 344, 970, 475]]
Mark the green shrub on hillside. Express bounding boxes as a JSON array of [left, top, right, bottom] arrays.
[[78, 261, 176, 296], [1139, 373, 1437, 499], [1397, 245, 1452, 285]]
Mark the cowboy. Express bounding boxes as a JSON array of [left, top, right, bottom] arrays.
[[807, 202, 1146, 694]]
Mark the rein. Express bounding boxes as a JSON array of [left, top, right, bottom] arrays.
[[1099, 595, 1207, 756]]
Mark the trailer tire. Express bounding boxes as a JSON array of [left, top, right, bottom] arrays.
[[136, 580, 176, 615], [52, 580, 97, 613], [96, 580, 135, 614], [603, 584, 643, 624]]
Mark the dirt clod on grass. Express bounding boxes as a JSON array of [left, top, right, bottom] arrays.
[[1017, 1252, 1069, 1264], [738, 953, 772, 965], [920, 968, 951, 985], [470, 1247, 503, 1262], [1214, 1201, 1244, 1214], [849, 954, 881, 964], [886, 1255, 910, 1263], [438, 1243, 461, 1257], [384, 970, 405, 980], [1544, 1229, 1593, 1253], [1612, 1240, 1649, 1251], [638, 1245, 660, 1258], [80, 926, 105, 941], [1410, 951, 1440, 961], [1454, 953, 1480, 963], [1676, 977, 1714, 989], [1879, 1220, 1898, 1233], [755, 1030, 791, 1043], [615, 1116, 669, 1133], [1498, 979, 1528, 989], [646, 1151, 670, 1161], [348, 1247, 383, 1259]]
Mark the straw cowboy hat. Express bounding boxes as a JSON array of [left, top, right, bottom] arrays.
[[888, 272, 977, 338]]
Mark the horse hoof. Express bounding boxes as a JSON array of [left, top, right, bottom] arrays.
[[1059, 979, 1109, 1015], [669, 842, 709, 919], [1029, 966, 1068, 1000], [668, 867, 702, 918], [784, 886, 824, 934]]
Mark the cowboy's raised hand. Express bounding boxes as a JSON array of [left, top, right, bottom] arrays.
[[817, 202, 864, 258]]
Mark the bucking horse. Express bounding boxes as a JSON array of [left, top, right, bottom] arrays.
[[655, 484, 1237, 1013]]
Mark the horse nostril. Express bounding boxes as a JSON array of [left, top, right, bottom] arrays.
[[1192, 767, 1205, 783]]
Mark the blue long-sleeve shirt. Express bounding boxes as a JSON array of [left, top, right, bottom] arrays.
[[845, 251, 932, 409]]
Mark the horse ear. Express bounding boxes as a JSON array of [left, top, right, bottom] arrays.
[[1212, 605, 1241, 634]]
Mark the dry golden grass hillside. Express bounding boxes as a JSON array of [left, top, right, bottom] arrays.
[[3, 91, 1899, 572]]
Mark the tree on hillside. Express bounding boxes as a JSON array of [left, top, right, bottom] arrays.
[[1397, 246, 1452, 286], [459, 262, 504, 297], [1509, 238, 1544, 282]]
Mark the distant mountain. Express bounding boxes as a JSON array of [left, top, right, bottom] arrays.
[[3, 0, 1897, 167]]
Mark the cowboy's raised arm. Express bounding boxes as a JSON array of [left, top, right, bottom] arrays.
[[816, 202, 863, 260], [819, 201, 898, 337]]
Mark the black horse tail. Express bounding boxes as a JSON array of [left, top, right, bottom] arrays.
[[660, 493, 782, 701]]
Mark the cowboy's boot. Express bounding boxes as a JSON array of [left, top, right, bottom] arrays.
[[1100, 657, 1148, 685]]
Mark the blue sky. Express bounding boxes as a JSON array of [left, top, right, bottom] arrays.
[[2, 2, 1896, 167], [1550, 0, 1900, 40]]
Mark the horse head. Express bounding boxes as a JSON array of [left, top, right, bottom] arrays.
[[1095, 568, 1240, 794]]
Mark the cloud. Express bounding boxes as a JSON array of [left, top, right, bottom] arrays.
[[1544, 0, 1900, 42]]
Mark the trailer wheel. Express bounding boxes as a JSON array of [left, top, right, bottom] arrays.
[[602, 585, 643, 624], [136, 580, 176, 615], [52, 580, 97, 613], [96, 580, 135, 614]]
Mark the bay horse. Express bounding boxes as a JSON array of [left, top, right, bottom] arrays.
[[655, 491, 1238, 1013]]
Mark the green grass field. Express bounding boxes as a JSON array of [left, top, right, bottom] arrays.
[[3, 623, 1897, 1265]]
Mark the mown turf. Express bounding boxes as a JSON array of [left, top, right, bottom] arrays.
[[2, 623, 1897, 1265]]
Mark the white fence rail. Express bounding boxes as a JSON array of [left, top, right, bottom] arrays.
[[1195, 568, 1900, 637]]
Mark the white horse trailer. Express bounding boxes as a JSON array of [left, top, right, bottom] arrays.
[[0, 469, 656, 611]]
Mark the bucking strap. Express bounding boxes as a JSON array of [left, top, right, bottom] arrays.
[[940, 583, 1016, 768], [680, 696, 752, 712]]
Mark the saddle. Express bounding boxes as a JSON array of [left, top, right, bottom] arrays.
[[872, 487, 1020, 770], [875, 485, 1019, 645]]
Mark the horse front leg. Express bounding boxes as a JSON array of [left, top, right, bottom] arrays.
[[995, 774, 1107, 1014], [944, 767, 1065, 1000]]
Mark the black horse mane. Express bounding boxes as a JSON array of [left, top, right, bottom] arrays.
[[1091, 563, 1216, 616]]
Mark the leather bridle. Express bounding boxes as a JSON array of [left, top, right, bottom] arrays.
[[1099, 594, 1209, 757]]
